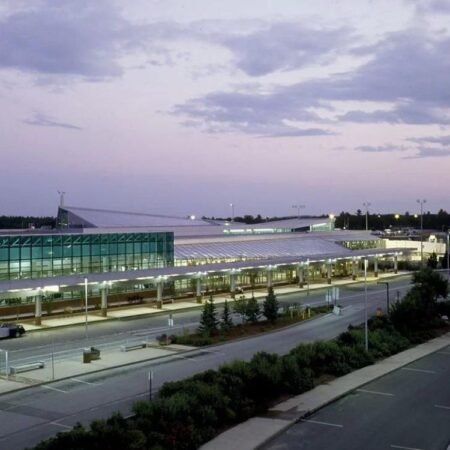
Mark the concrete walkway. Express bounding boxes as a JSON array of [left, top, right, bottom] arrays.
[[18, 272, 408, 332], [0, 343, 196, 395], [201, 332, 450, 450]]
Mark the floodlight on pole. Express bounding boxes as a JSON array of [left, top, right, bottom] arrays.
[[363, 202, 371, 231], [416, 199, 427, 266], [292, 204, 305, 219], [229, 203, 234, 222], [364, 258, 369, 352]]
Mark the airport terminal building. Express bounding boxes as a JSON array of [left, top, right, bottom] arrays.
[[0, 206, 413, 323]]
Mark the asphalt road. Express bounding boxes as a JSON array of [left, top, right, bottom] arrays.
[[264, 345, 450, 450], [0, 276, 413, 449], [1, 276, 412, 366]]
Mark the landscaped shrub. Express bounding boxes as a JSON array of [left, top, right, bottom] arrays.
[[280, 355, 315, 394]]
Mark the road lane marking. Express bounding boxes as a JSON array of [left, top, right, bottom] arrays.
[[390, 445, 424, 450], [41, 385, 68, 394], [357, 388, 394, 397], [300, 419, 343, 428], [434, 404, 450, 410], [401, 367, 436, 374], [71, 378, 100, 386], [50, 422, 72, 430]]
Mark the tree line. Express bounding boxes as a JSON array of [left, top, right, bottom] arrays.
[[0, 215, 56, 229]]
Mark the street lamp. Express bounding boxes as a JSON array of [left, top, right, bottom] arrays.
[[364, 258, 369, 352], [292, 204, 305, 219], [377, 281, 390, 313], [416, 199, 427, 266], [0, 349, 8, 379], [363, 202, 371, 231], [84, 277, 89, 344], [229, 203, 234, 222], [328, 213, 335, 231], [447, 231, 449, 280]]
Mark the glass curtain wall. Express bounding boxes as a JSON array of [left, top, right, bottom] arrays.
[[0, 232, 174, 280]]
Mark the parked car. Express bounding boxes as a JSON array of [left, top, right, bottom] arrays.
[[0, 323, 26, 339]]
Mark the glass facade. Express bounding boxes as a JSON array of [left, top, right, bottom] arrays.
[[0, 232, 174, 281]]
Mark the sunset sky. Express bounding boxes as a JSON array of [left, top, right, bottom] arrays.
[[1, 0, 449, 218]]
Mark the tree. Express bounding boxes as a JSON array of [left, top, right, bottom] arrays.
[[233, 295, 248, 323], [245, 295, 260, 323], [198, 296, 218, 335], [263, 287, 279, 323], [220, 299, 233, 331], [427, 252, 438, 269]]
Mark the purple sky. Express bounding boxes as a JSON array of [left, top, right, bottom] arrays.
[[1, 0, 449, 218]]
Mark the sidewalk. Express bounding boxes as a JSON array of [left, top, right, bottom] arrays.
[[201, 332, 450, 450], [0, 343, 197, 395], [19, 272, 409, 332]]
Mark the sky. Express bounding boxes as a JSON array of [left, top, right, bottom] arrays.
[[1, 0, 449, 218]]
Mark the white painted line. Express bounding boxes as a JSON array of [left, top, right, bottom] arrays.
[[71, 378, 100, 386], [300, 419, 343, 428], [390, 444, 423, 450], [401, 367, 436, 374], [357, 388, 394, 397], [50, 422, 72, 430], [41, 385, 68, 394], [170, 354, 199, 362], [434, 404, 450, 410]]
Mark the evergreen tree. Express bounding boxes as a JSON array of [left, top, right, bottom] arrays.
[[220, 299, 233, 331], [198, 295, 218, 335], [233, 295, 248, 323], [245, 295, 260, 323], [263, 287, 279, 323]]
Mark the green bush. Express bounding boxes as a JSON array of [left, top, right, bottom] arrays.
[[280, 355, 314, 394]]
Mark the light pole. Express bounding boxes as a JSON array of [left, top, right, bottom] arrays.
[[0, 349, 8, 379], [292, 204, 305, 219], [363, 202, 371, 231], [416, 199, 427, 266], [84, 277, 89, 344], [447, 231, 449, 280], [377, 281, 390, 313], [364, 258, 368, 352], [229, 203, 234, 222]]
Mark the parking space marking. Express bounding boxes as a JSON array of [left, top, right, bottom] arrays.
[[390, 445, 423, 450], [300, 419, 343, 428], [434, 404, 450, 410], [357, 388, 394, 397], [401, 367, 436, 374], [41, 385, 68, 394], [50, 422, 72, 430]]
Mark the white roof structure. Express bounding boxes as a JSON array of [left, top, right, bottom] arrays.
[[176, 235, 351, 260], [57, 206, 334, 237]]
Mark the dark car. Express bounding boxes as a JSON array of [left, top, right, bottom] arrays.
[[0, 323, 26, 339]]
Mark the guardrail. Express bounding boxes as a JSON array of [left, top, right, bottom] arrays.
[[9, 361, 45, 374]]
